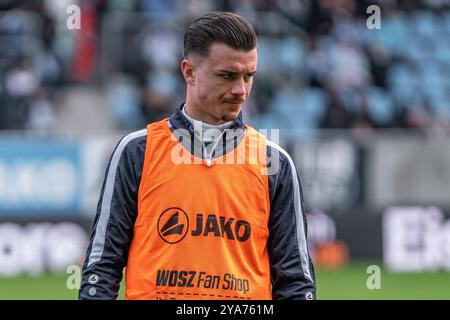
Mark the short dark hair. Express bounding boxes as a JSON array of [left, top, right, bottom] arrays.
[[183, 12, 257, 59]]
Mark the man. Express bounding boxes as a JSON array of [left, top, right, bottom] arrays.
[[79, 12, 316, 300]]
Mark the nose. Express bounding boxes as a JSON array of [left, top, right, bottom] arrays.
[[230, 79, 246, 97]]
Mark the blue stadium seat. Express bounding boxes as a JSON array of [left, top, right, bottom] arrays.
[[366, 87, 395, 124], [387, 64, 421, 105], [271, 88, 301, 115], [430, 98, 450, 121], [391, 84, 423, 107], [387, 64, 418, 87], [271, 88, 326, 128], [107, 79, 143, 129], [411, 11, 441, 35], [375, 13, 408, 55], [422, 82, 446, 103], [254, 112, 290, 132], [401, 35, 434, 61], [278, 36, 306, 73], [257, 36, 278, 75], [418, 60, 445, 88], [302, 88, 327, 120], [430, 32, 450, 63], [443, 11, 450, 32], [270, 88, 323, 137], [428, 84, 450, 119]]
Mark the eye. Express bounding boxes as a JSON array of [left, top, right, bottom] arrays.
[[244, 74, 253, 82], [221, 74, 233, 80]]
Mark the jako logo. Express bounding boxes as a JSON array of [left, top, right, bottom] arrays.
[[157, 208, 251, 244], [158, 207, 190, 244]]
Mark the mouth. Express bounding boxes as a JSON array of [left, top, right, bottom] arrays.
[[223, 100, 245, 106]]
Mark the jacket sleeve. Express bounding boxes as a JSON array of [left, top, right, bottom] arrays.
[[266, 143, 316, 300], [78, 130, 147, 300]]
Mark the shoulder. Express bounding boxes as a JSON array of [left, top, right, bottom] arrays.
[[112, 129, 148, 163], [265, 139, 293, 168], [123, 128, 147, 146], [245, 124, 291, 163], [119, 128, 148, 147]]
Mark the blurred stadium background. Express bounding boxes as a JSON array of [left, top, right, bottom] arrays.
[[1, 0, 450, 299]]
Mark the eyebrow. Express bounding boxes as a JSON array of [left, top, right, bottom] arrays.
[[217, 69, 257, 75]]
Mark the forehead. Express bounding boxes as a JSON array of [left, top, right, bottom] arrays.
[[202, 43, 257, 72]]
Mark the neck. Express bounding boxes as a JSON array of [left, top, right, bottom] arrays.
[[182, 104, 231, 156], [182, 104, 232, 130], [184, 102, 233, 128], [184, 101, 226, 125]]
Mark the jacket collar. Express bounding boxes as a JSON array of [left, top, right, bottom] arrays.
[[167, 103, 247, 162], [168, 103, 245, 134]]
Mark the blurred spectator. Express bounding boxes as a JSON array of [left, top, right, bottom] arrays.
[[305, 0, 334, 36], [366, 42, 391, 88], [5, 59, 39, 97], [140, 28, 180, 72], [106, 76, 144, 129], [26, 89, 58, 131], [141, 88, 173, 123], [319, 88, 354, 129], [34, 47, 62, 85], [141, 69, 178, 123], [327, 38, 372, 90], [3, 59, 39, 129], [351, 96, 378, 138], [305, 36, 329, 88]]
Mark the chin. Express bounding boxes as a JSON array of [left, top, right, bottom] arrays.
[[221, 111, 239, 122]]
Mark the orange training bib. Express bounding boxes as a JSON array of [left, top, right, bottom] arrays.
[[125, 119, 271, 300]]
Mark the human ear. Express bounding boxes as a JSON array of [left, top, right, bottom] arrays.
[[181, 59, 195, 86]]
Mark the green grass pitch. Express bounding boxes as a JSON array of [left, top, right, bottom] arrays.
[[0, 262, 448, 300]]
